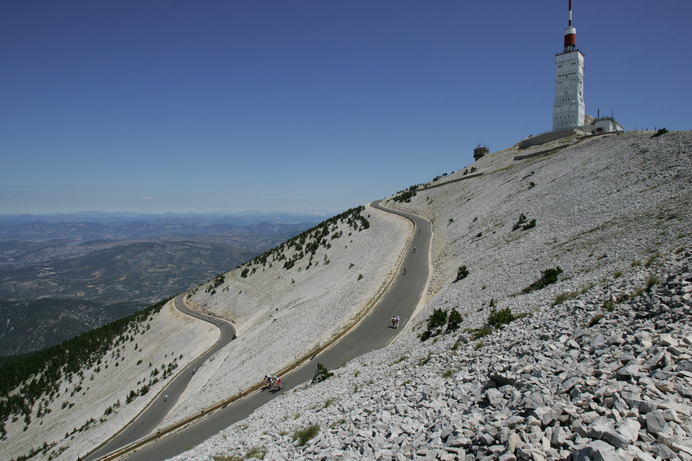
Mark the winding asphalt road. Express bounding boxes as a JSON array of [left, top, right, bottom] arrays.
[[87, 298, 236, 460], [98, 201, 431, 460]]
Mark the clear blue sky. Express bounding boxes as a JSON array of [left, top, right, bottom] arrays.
[[1, 0, 690, 215]]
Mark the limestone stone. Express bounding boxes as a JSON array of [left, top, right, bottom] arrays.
[[646, 411, 669, 436]]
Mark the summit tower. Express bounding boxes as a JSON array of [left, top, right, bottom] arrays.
[[553, 0, 585, 131]]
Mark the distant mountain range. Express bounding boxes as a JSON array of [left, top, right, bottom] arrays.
[[0, 213, 318, 356], [0, 211, 326, 227]]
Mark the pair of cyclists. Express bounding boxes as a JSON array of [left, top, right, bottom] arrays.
[[263, 375, 282, 390]]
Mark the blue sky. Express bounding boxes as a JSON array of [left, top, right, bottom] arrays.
[[1, 1, 690, 215]]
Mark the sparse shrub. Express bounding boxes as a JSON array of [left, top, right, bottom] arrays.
[[645, 252, 659, 268], [512, 214, 536, 231], [523, 218, 536, 230], [455, 266, 469, 281], [588, 314, 603, 327], [245, 447, 267, 460], [214, 450, 258, 461], [646, 275, 661, 290], [487, 307, 515, 328], [392, 186, 418, 203], [523, 267, 563, 293], [0, 297, 169, 427], [442, 369, 454, 379], [512, 214, 527, 231], [126, 390, 137, 404], [651, 128, 668, 138], [293, 424, 320, 446], [471, 326, 493, 340], [312, 363, 333, 383], [139, 384, 150, 396], [231, 206, 367, 275], [420, 308, 447, 341], [581, 282, 595, 294], [446, 308, 463, 333], [206, 274, 225, 293], [631, 286, 646, 299], [553, 291, 579, 306], [418, 352, 432, 366]]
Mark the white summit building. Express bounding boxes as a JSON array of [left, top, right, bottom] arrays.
[[553, 0, 585, 131], [517, 1, 623, 149]]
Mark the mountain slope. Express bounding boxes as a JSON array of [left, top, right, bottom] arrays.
[[164, 206, 411, 426], [2, 206, 411, 461], [4, 131, 691, 461], [169, 130, 691, 460]]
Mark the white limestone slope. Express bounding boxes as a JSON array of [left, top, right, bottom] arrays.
[[394, 131, 692, 334], [169, 131, 692, 460], [162, 204, 411, 426]]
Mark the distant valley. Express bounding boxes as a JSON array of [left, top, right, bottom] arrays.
[[0, 213, 318, 357]]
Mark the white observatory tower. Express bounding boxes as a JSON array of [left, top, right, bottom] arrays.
[[553, 0, 585, 131]]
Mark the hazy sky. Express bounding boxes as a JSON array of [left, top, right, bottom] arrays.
[[2, 1, 690, 215]]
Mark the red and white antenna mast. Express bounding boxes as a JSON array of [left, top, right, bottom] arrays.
[[564, 0, 577, 51]]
